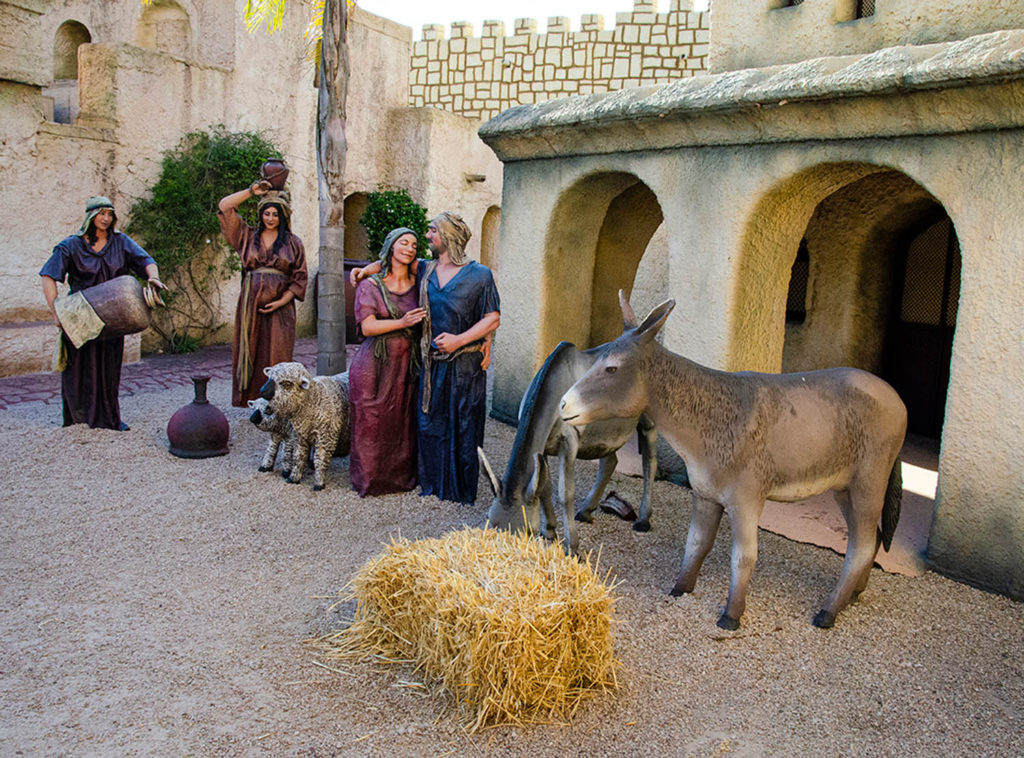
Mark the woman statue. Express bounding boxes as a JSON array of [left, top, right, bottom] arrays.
[[39, 195, 167, 430], [348, 227, 427, 496], [218, 180, 307, 406]]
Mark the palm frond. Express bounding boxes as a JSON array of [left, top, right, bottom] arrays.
[[243, 0, 288, 34]]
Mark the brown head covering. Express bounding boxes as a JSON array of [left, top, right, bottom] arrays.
[[431, 211, 471, 266], [257, 190, 291, 227]]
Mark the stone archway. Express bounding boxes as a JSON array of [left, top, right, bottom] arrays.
[[480, 205, 501, 272], [136, 0, 192, 58], [739, 161, 962, 572], [47, 20, 90, 124], [540, 172, 665, 359]]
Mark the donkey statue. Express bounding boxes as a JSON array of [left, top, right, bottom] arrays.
[[479, 336, 658, 555], [559, 293, 907, 629]]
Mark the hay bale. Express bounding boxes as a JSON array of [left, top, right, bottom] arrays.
[[314, 527, 619, 730]]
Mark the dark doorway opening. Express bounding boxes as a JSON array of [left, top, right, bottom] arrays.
[[883, 214, 960, 439]]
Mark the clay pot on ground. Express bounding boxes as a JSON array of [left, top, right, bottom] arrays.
[[167, 376, 230, 458]]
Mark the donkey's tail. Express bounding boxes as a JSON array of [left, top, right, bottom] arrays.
[[880, 455, 902, 552]]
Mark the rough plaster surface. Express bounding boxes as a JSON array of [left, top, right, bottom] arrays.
[[483, 35, 1024, 597], [1, 3, 501, 370], [711, 0, 1024, 74]]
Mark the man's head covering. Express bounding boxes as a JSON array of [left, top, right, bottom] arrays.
[[257, 189, 291, 227], [431, 211, 471, 266], [78, 196, 116, 236], [378, 227, 418, 275]]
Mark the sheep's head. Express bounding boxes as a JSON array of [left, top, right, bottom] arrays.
[[248, 398, 278, 430], [260, 362, 312, 415]]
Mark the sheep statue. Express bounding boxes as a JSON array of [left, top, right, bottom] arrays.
[[257, 362, 350, 491], [248, 397, 296, 476]]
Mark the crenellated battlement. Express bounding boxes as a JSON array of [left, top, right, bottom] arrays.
[[409, 0, 710, 120]]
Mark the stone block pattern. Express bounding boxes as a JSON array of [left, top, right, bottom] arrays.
[[409, 8, 710, 120]]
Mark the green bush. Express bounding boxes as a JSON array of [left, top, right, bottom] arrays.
[[125, 127, 281, 352], [359, 187, 430, 259]]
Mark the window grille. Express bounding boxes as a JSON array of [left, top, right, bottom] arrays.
[[786, 239, 810, 324], [856, 0, 875, 18]]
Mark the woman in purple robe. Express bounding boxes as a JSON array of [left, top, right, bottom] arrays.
[[39, 196, 166, 430], [348, 228, 427, 496]]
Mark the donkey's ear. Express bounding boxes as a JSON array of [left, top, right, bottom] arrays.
[[619, 289, 638, 329], [478, 447, 502, 498], [636, 299, 675, 343]]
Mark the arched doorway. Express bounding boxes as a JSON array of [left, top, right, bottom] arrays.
[[480, 205, 501, 272], [46, 20, 91, 124], [136, 0, 192, 58], [742, 163, 960, 572], [540, 172, 665, 359]]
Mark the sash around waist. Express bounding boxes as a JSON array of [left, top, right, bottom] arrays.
[[249, 266, 286, 276]]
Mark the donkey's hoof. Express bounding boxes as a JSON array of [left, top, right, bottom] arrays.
[[716, 613, 741, 631], [669, 583, 690, 597], [258, 465, 272, 473], [574, 511, 593, 524], [287, 477, 301, 485], [812, 610, 836, 629], [632, 519, 651, 533], [313, 483, 324, 492], [281, 469, 291, 479]]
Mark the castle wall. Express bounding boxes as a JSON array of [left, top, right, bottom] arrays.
[[409, 0, 709, 120]]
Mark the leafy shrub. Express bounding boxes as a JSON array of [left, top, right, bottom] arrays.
[[125, 127, 281, 352], [359, 187, 430, 259]]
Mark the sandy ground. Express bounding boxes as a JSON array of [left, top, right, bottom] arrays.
[[1, 378, 1023, 757]]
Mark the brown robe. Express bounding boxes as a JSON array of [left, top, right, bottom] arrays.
[[218, 208, 307, 407]]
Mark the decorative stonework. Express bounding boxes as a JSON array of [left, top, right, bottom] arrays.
[[409, 0, 710, 120]]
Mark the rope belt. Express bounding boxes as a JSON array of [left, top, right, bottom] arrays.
[[237, 267, 287, 391]]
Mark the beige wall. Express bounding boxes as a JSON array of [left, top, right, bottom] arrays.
[[710, 0, 1024, 74], [0, 1, 503, 375], [481, 30, 1024, 597]]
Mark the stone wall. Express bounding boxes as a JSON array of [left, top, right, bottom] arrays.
[[710, 0, 1024, 74], [409, 0, 709, 120]]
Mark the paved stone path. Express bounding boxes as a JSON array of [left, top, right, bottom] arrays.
[[0, 337, 336, 409]]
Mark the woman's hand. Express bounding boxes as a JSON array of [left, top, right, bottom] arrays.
[[400, 307, 426, 328], [349, 266, 366, 286], [258, 298, 286, 314], [250, 180, 272, 197], [147, 276, 168, 291], [480, 339, 492, 370]]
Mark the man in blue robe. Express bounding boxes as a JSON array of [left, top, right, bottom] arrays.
[[417, 212, 500, 504]]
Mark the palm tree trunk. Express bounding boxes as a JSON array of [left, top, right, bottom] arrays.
[[316, 0, 349, 374]]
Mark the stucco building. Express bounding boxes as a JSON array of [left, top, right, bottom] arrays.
[[480, 0, 1024, 598]]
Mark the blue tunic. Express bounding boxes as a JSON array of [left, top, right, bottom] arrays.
[[418, 260, 500, 504], [39, 232, 155, 429]]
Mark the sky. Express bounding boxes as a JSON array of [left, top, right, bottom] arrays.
[[356, 0, 710, 40]]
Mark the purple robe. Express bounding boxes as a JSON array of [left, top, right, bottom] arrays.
[[39, 232, 155, 429], [348, 278, 420, 496]]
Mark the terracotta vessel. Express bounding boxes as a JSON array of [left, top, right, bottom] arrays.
[[167, 376, 230, 458], [80, 275, 152, 339], [260, 158, 289, 190]]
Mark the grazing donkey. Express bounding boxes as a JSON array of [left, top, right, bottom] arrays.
[[479, 338, 658, 554], [559, 293, 906, 629]]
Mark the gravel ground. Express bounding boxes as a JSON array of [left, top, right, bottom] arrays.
[[1, 378, 1022, 757]]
